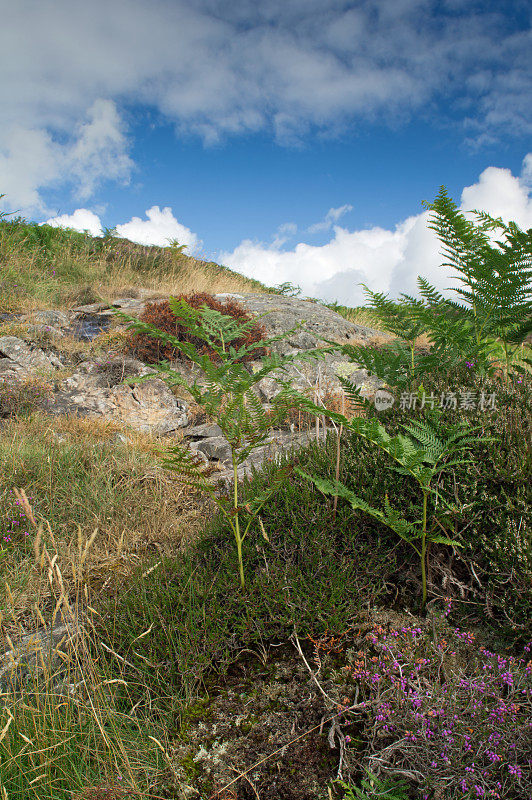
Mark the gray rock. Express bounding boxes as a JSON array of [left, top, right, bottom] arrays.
[[51, 357, 188, 435], [0, 336, 60, 373], [212, 428, 332, 491], [193, 436, 232, 463], [253, 376, 281, 402], [0, 358, 28, 379], [0, 615, 85, 703], [213, 292, 387, 352], [183, 423, 224, 439], [72, 301, 111, 314], [32, 310, 72, 328]]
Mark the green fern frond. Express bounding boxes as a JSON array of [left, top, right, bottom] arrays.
[[335, 768, 410, 800], [161, 442, 217, 497]]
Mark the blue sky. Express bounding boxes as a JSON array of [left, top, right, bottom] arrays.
[[1, 0, 531, 305]]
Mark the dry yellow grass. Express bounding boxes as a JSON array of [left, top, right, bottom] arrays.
[[1, 489, 174, 798], [0, 225, 271, 315], [0, 415, 215, 633]]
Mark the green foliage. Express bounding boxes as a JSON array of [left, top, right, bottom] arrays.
[[113, 297, 335, 589], [285, 383, 487, 605], [335, 768, 410, 800], [93, 437, 391, 717], [272, 281, 301, 296], [423, 187, 532, 376], [323, 188, 532, 391]]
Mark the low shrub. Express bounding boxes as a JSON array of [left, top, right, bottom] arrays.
[[333, 620, 532, 800], [126, 292, 268, 364]]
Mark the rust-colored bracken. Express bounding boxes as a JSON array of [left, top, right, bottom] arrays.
[[127, 293, 268, 365]]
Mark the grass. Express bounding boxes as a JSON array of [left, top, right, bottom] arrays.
[[3, 366, 529, 797], [0, 216, 530, 799], [0, 218, 273, 314]]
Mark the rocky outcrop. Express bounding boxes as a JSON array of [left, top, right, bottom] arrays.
[[0, 292, 387, 478], [50, 357, 189, 435], [0, 336, 63, 374], [212, 292, 386, 354]]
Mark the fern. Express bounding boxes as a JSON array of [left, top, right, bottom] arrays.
[[425, 188, 532, 380], [335, 767, 410, 800], [112, 299, 334, 589], [290, 394, 485, 606]]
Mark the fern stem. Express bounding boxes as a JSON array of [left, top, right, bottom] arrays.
[[233, 453, 245, 590], [503, 340, 510, 388], [421, 490, 428, 608]]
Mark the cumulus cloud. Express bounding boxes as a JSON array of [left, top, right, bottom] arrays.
[[219, 155, 532, 306], [0, 99, 132, 215], [0, 127, 63, 215], [115, 206, 200, 251], [44, 208, 103, 237], [43, 205, 200, 250], [68, 99, 133, 200], [0, 0, 530, 212], [307, 204, 353, 233]]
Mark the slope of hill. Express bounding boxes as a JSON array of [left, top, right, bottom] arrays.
[[0, 218, 274, 313]]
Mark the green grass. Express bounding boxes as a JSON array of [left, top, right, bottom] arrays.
[[93, 433, 395, 724], [2, 377, 530, 798], [0, 218, 273, 312]]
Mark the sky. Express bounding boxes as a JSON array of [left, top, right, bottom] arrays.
[[1, 0, 531, 306]]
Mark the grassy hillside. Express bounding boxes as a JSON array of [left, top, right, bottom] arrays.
[[0, 217, 274, 312], [0, 202, 530, 800], [0, 217, 382, 333]]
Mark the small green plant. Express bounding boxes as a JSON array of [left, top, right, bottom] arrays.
[[167, 238, 188, 255], [113, 297, 334, 589], [335, 767, 409, 800], [287, 387, 487, 606], [272, 281, 301, 297]]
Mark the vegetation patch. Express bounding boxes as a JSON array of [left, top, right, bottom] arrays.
[[126, 293, 269, 365]]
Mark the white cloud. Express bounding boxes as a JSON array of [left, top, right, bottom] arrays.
[[522, 154, 532, 188], [67, 99, 133, 200], [44, 208, 103, 237], [219, 155, 532, 306], [272, 221, 298, 248], [115, 206, 200, 251], [0, 99, 132, 216], [42, 205, 200, 250], [0, 127, 62, 215], [307, 204, 353, 233], [0, 0, 530, 213]]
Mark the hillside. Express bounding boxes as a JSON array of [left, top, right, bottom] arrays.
[[0, 217, 275, 312], [0, 205, 531, 800]]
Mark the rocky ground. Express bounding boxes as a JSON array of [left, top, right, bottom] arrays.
[[0, 292, 388, 486]]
